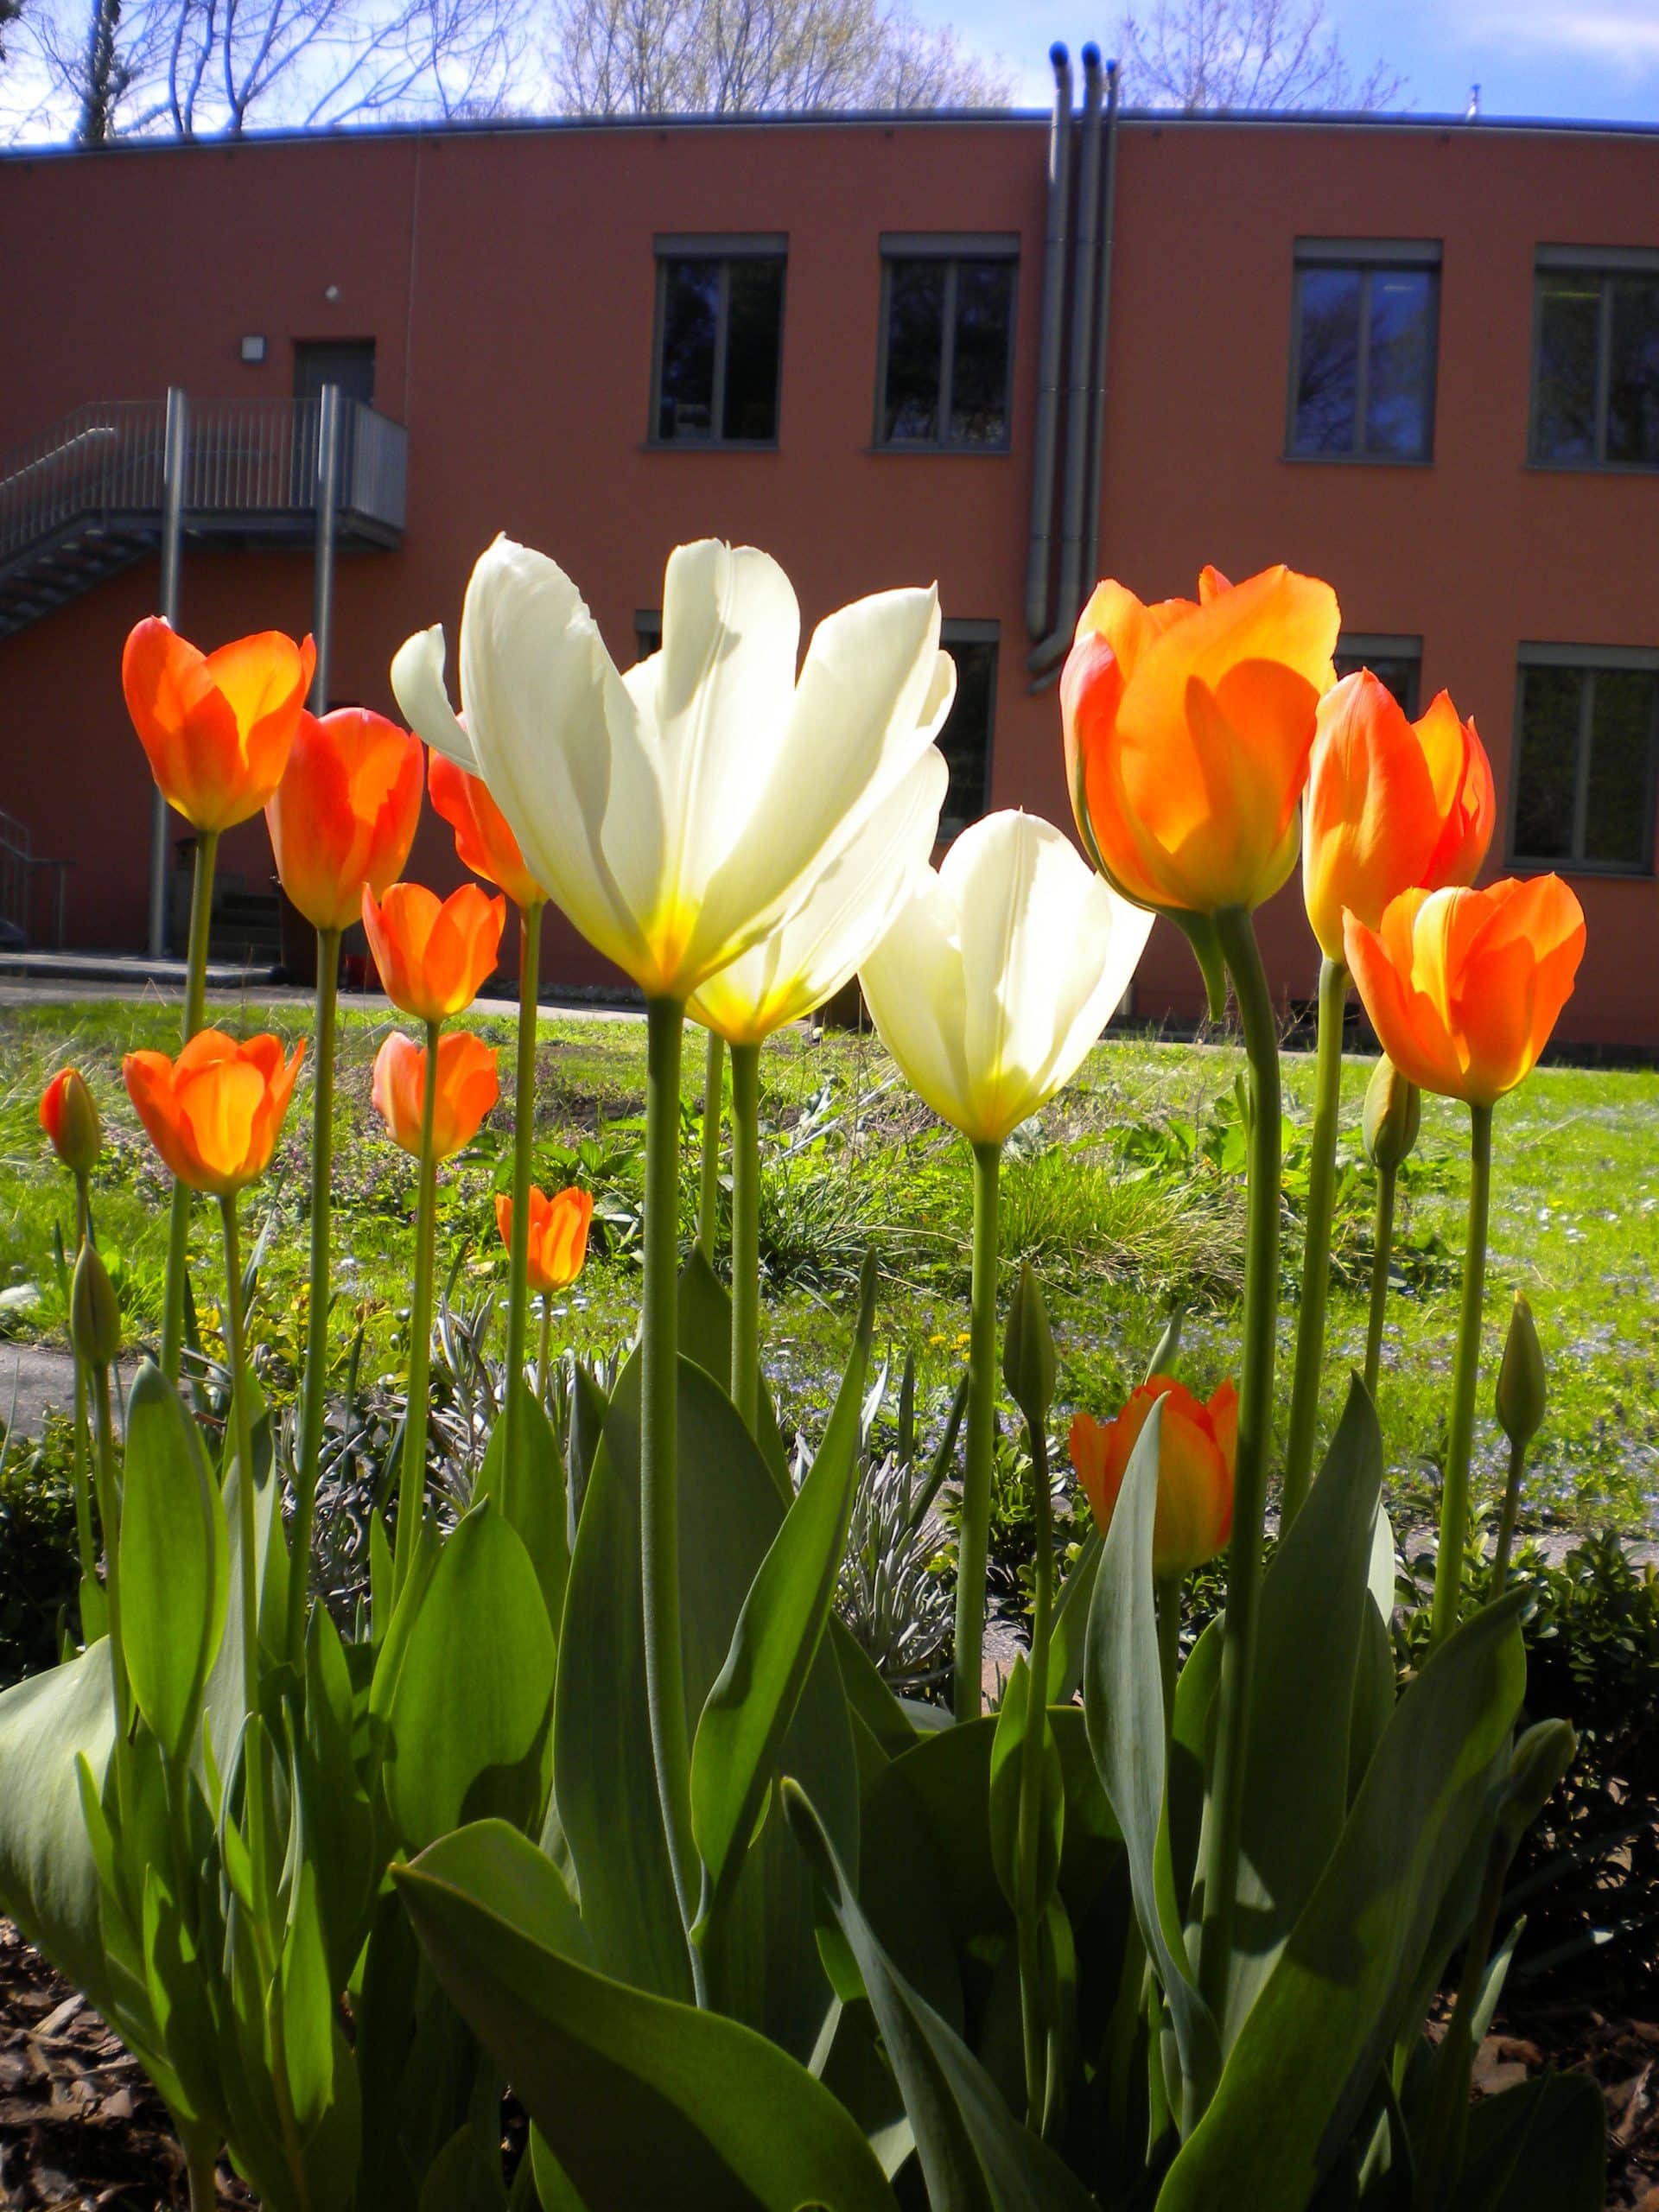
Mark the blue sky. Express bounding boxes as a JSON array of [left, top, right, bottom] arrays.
[[941, 0, 1659, 123]]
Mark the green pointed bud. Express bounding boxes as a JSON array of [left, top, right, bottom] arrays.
[[1144, 1309, 1184, 1386], [1002, 1261, 1055, 1435], [1496, 1718, 1576, 1857], [1496, 1291, 1546, 1451], [1362, 1056, 1421, 1171], [71, 1239, 121, 1368]]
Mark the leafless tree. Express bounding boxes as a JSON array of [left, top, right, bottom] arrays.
[[1116, 0, 1404, 111], [550, 0, 1011, 116]]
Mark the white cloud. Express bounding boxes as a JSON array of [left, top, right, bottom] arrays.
[[1464, 0, 1659, 75]]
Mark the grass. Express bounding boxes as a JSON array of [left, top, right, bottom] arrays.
[[1, 989, 1655, 1542]]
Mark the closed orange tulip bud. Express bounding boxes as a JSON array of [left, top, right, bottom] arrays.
[[123, 619, 315, 832], [429, 751, 544, 911], [372, 1030, 499, 1159], [496, 1185, 594, 1293], [266, 708, 423, 932], [1060, 564, 1340, 917], [40, 1067, 101, 1174], [124, 1030, 305, 1197], [362, 881, 505, 1022], [1304, 673, 1496, 962], [1344, 879, 1586, 1108], [1070, 1374, 1236, 1579]]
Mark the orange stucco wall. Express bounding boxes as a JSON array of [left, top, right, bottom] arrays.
[[2, 111, 1656, 1042]]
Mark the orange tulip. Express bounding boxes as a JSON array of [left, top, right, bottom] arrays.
[[372, 1029, 499, 1159], [266, 708, 423, 932], [1344, 879, 1586, 1108], [429, 751, 544, 911], [123, 619, 315, 832], [1060, 564, 1340, 915], [362, 881, 505, 1022], [124, 1030, 305, 1197], [1070, 1374, 1236, 1579], [496, 1185, 594, 1293], [40, 1067, 101, 1174], [1304, 673, 1496, 962]]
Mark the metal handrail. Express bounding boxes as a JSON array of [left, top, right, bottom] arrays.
[[0, 397, 407, 561]]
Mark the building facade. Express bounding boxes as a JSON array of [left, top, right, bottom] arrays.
[[1, 93, 1656, 1043]]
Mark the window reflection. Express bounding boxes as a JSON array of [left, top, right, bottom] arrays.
[[1291, 258, 1435, 461]]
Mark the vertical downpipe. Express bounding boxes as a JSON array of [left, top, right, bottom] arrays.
[[1081, 60, 1121, 595], [1025, 44, 1074, 641], [146, 386, 187, 959], [310, 385, 340, 714]]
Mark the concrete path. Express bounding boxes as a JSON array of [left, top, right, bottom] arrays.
[[0, 1343, 138, 1443]]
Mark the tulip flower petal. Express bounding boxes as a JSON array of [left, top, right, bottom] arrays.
[[391, 626, 478, 771]]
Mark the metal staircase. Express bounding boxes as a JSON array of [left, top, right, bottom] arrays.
[[0, 397, 408, 639]]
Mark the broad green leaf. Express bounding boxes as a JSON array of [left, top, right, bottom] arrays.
[[1349, 1601, 1395, 1807], [986, 1657, 1063, 1922], [139, 1862, 218, 2128], [831, 1615, 918, 1759], [0, 1642, 115, 2005], [1455, 2069, 1605, 2212], [120, 1361, 228, 1766], [201, 1390, 285, 1789], [382, 1501, 556, 1853], [1159, 1592, 1528, 2211], [1044, 1529, 1100, 1706], [690, 1262, 874, 1906], [420, 2125, 511, 2212], [1221, 1376, 1382, 2045], [1083, 1402, 1219, 2115], [1368, 1501, 1398, 1623], [479, 1376, 569, 1640], [563, 1360, 609, 1549], [1162, 1615, 1222, 1926], [300, 1607, 378, 1987], [784, 1781, 1097, 2212], [280, 1860, 336, 2136], [397, 1821, 899, 2212], [676, 1245, 792, 1497]]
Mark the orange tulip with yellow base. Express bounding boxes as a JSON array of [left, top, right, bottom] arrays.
[[267, 709, 423, 932], [1059, 564, 1340, 919], [429, 752, 545, 910], [123, 619, 315, 830], [1304, 673, 1496, 963], [372, 1030, 499, 1158], [1070, 1375, 1236, 1580], [496, 1185, 594, 1293], [362, 882, 506, 1022], [124, 1031, 305, 1196], [1344, 878, 1586, 1107]]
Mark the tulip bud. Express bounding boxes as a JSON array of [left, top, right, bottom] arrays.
[[1143, 1309, 1183, 1386], [1362, 1056, 1421, 1171], [71, 1240, 122, 1368], [1495, 1718, 1576, 1858], [1002, 1262, 1055, 1435], [40, 1068, 101, 1175], [1496, 1292, 1546, 1452]]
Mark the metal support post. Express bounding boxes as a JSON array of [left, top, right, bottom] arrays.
[[310, 385, 341, 713], [147, 385, 188, 958]]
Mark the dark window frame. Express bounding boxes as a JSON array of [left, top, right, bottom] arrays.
[[1508, 643, 1659, 878], [1333, 632, 1424, 718], [937, 618, 1000, 838], [874, 233, 1019, 455], [1529, 247, 1659, 473], [648, 233, 787, 451], [1285, 238, 1441, 467]]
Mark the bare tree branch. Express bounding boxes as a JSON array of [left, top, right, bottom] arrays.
[[1116, 0, 1405, 112]]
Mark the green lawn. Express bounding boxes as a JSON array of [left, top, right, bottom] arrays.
[[2, 992, 1655, 1541]]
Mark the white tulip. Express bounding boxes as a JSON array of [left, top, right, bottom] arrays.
[[860, 810, 1154, 1147], [391, 536, 952, 1002], [689, 740, 950, 1047]]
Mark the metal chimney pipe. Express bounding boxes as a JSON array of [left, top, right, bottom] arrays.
[[1081, 59, 1122, 596], [1024, 42, 1073, 641]]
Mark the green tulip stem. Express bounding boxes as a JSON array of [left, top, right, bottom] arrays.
[[1281, 956, 1348, 1528], [538, 1299, 553, 1411], [1431, 1103, 1494, 1648], [69, 1183, 98, 1603], [89, 1353, 129, 1743], [161, 827, 219, 1382], [1197, 907, 1282, 2037], [729, 1040, 761, 1430], [698, 1028, 725, 1264], [642, 998, 701, 1974], [285, 923, 340, 1668], [1414, 1826, 1510, 2212], [1363, 1161, 1398, 1404], [954, 1139, 1003, 1722], [1492, 1436, 1528, 1591], [1016, 1414, 1056, 2132], [217, 1192, 270, 1889], [393, 1020, 442, 1601], [503, 903, 543, 1453], [1156, 1575, 1183, 1752], [182, 2129, 220, 2212]]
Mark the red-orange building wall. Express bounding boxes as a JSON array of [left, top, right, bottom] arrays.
[[2, 111, 1656, 1042]]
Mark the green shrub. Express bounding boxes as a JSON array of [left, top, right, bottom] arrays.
[[0, 1416, 81, 1687]]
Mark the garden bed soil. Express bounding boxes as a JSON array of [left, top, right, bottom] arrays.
[[3, 1920, 1656, 2209]]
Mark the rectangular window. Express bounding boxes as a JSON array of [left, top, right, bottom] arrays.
[[1288, 242, 1440, 463], [652, 236, 785, 446], [1511, 648, 1659, 874], [877, 236, 1017, 451], [1532, 251, 1659, 468], [937, 621, 999, 836], [1333, 633, 1423, 717]]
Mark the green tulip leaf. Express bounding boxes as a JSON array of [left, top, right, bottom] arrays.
[[120, 1360, 228, 1767], [396, 1820, 899, 2212], [200, 1383, 286, 1790], [986, 1656, 1064, 1922], [478, 1375, 570, 1641], [1454, 2069, 1605, 2212], [1044, 1529, 1100, 1706], [563, 1359, 610, 1548], [677, 1244, 792, 1497], [0, 1641, 115, 2005]]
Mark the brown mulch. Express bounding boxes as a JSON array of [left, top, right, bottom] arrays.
[[2, 1917, 1656, 2209]]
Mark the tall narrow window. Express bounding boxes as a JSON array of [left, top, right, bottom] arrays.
[[1532, 253, 1659, 468], [877, 237, 1017, 451], [1511, 649, 1659, 874], [1333, 634, 1423, 717], [937, 622, 999, 836], [652, 238, 785, 446], [1288, 243, 1440, 463]]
